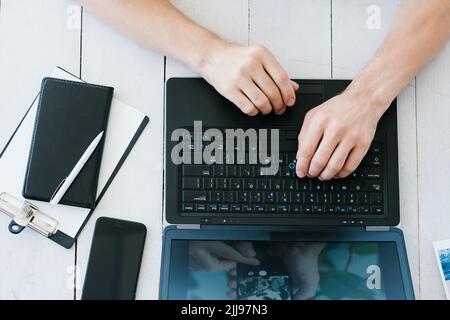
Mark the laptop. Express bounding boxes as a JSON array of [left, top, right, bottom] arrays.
[[160, 78, 414, 300]]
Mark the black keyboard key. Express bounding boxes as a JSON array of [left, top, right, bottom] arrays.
[[277, 191, 290, 203], [325, 205, 335, 214], [371, 206, 383, 214], [224, 191, 235, 202], [256, 179, 268, 190], [182, 203, 194, 212], [270, 179, 282, 190], [237, 191, 250, 203], [347, 193, 357, 204], [318, 192, 331, 204], [281, 166, 294, 177], [219, 204, 230, 213], [196, 203, 206, 212], [251, 191, 264, 203], [298, 179, 310, 191], [242, 204, 254, 213], [244, 178, 256, 190], [366, 167, 382, 179], [266, 204, 277, 213], [304, 205, 312, 214], [230, 178, 242, 190], [203, 178, 214, 189], [365, 180, 382, 192], [312, 205, 324, 213], [183, 191, 208, 202], [183, 177, 202, 189], [364, 154, 381, 166], [265, 191, 276, 203], [331, 192, 345, 204], [311, 180, 323, 191], [370, 193, 382, 204], [231, 204, 242, 212], [359, 206, 370, 214], [277, 204, 288, 213], [346, 205, 358, 214], [369, 142, 381, 153], [284, 179, 297, 191], [358, 193, 370, 204], [227, 165, 239, 177], [293, 192, 303, 203], [216, 178, 229, 190], [208, 204, 218, 212], [183, 165, 211, 176], [210, 191, 222, 202], [255, 204, 265, 213], [291, 204, 301, 213], [240, 165, 253, 177], [335, 205, 346, 213], [213, 165, 225, 177], [305, 192, 317, 204]]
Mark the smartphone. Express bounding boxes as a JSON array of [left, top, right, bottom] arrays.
[[81, 217, 147, 300], [236, 258, 292, 300]]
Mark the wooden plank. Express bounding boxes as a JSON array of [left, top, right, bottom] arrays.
[[166, 0, 249, 77], [76, 10, 165, 299], [332, 0, 420, 297], [249, 0, 331, 78], [416, 41, 450, 300], [0, 0, 80, 299]]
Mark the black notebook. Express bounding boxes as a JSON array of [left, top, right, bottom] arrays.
[[22, 77, 114, 209]]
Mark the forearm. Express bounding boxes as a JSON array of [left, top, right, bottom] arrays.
[[347, 0, 450, 117], [80, 0, 222, 72]]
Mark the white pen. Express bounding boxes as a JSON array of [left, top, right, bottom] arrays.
[[50, 131, 104, 206]]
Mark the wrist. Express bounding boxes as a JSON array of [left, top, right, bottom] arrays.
[[190, 36, 229, 77], [345, 77, 393, 120]]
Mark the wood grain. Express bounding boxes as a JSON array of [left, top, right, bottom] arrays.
[[0, 0, 81, 299]]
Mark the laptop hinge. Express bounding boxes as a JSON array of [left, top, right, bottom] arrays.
[[366, 226, 390, 232], [176, 224, 201, 230]]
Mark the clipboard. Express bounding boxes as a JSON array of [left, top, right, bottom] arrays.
[[0, 67, 149, 249]]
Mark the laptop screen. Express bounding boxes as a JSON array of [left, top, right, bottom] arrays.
[[165, 240, 406, 300]]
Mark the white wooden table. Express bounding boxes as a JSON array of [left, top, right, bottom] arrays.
[[1, 0, 449, 300]]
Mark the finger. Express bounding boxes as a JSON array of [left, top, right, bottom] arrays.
[[335, 146, 367, 178], [318, 142, 353, 181], [212, 242, 260, 266], [229, 268, 237, 276], [260, 49, 296, 107], [234, 241, 256, 257], [191, 247, 236, 272], [296, 117, 324, 178], [228, 280, 237, 289], [252, 67, 284, 114], [227, 290, 237, 299], [240, 80, 272, 115], [290, 80, 300, 91], [227, 90, 259, 116], [307, 132, 340, 177]]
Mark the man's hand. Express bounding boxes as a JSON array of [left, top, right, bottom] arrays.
[[296, 89, 385, 181], [189, 241, 259, 272], [200, 41, 299, 116]]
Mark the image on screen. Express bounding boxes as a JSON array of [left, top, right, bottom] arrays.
[[167, 240, 404, 300]]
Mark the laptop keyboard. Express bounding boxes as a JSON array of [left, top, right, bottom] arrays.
[[179, 131, 383, 216]]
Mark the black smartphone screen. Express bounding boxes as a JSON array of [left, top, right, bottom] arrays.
[[81, 217, 147, 300]]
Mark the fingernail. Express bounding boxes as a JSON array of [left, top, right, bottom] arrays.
[[287, 98, 295, 106], [318, 176, 324, 181], [296, 170, 305, 178]]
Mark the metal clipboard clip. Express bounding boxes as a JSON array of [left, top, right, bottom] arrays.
[[0, 192, 58, 237]]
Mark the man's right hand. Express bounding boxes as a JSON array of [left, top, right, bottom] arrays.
[[199, 41, 299, 116]]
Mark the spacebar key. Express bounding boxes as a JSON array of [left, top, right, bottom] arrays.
[[182, 191, 208, 202]]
